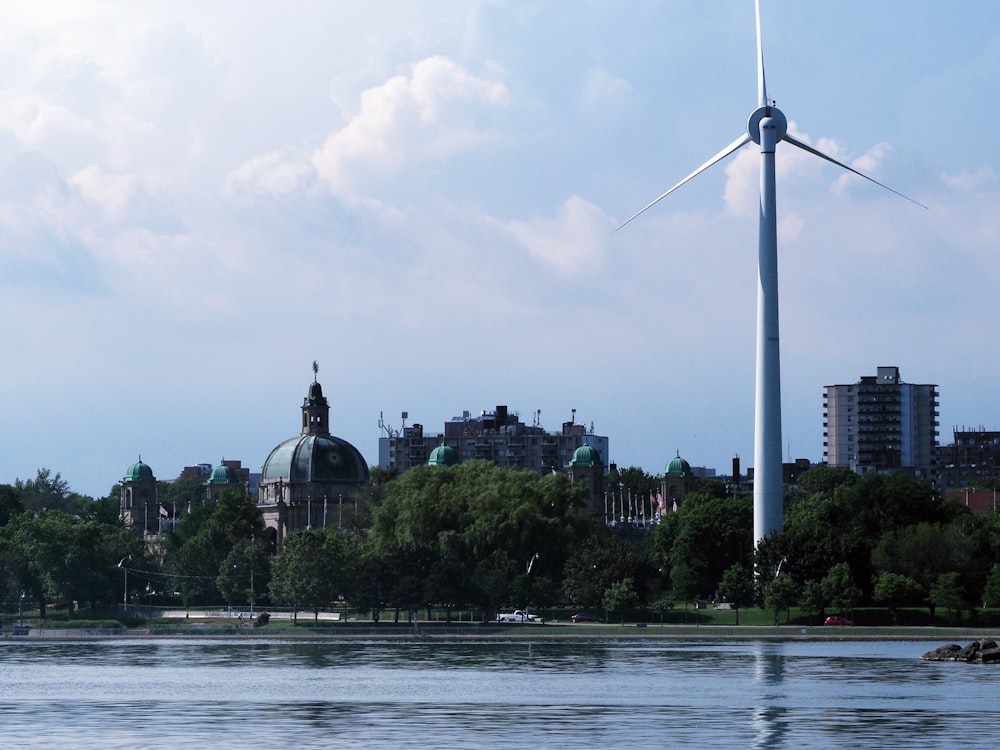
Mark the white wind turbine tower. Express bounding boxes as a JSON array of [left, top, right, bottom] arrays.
[[619, 0, 924, 550]]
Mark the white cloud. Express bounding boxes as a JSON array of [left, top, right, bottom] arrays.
[[942, 166, 999, 192], [506, 196, 609, 277], [312, 55, 509, 200], [580, 67, 633, 115], [69, 165, 136, 219], [224, 150, 315, 200], [832, 142, 890, 195]]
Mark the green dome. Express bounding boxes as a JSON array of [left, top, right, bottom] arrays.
[[427, 443, 459, 467], [664, 452, 691, 477], [262, 434, 369, 484], [124, 459, 154, 483], [208, 463, 234, 485], [569, 444, 602, 467]]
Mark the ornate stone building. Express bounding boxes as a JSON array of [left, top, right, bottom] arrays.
[[120, 457, 159, 536], [566, 443, 605, 516], [661, 451, 691, 510], [256, 375, 369, 551]]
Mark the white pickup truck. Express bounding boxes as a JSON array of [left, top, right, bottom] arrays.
[[496, 610, 543, 623]]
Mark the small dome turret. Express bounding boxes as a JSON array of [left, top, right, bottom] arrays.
[[427, 442, 459, 467], [664, 451, 691, 477], [124, 458, 155, 483], [208, 463, 234, 485], [569, 444, 602, 467]]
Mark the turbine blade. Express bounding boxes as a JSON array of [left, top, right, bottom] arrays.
[[756, 0, 767, 107], [617, 133, 752, 230], [784, 134, 927, 209]]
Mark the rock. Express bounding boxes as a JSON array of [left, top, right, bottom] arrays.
[[922, 641, 1000, 663], [921, 644, 963, 661]]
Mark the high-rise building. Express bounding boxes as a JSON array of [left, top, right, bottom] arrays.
[[823, 365, 939, 478]]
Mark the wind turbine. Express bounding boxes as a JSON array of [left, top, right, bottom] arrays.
[[619, 0, 924, 550]]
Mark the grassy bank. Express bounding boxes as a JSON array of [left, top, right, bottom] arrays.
[[10, 602, 1000, 637]]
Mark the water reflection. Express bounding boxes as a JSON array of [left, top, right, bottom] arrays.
[[750, 641, 788, 749], [2, 639, 1000, 748]]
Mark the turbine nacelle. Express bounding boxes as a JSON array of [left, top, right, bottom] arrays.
[[747, 105, 787, 146]]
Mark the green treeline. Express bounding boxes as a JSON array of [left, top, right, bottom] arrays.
[[2, 463, 1000, 624]]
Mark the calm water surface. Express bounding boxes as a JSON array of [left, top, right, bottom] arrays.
[[1, 637, 998, 748]]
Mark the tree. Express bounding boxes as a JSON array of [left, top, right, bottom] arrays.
[[872, 521, 984, 613], [14, 468, 94, 517], [764, 573, 799, 625], [799, 580, 826, 624], [165, 488, 265, 607], [0, 484, 24, 527], [269, 529, 357, 624], [602, 578, 638, 625], [649, 593, 675, 625], [872, 572, 922, 623], [562, 531, 654, 608], [983, 567, 1000, 609], [670, 563, 701, 622], [929, 572, 967, 620], [0, 510, 138, 616], [370, 461, 583, 618], [216, 539, 270, 611], [717, 564, 754, 625], [821, 562, 861, 617], [796, 466, 858, 496], [669, 494, 753, 600]]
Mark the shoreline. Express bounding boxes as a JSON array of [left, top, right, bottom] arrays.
[[8, 623, 1000, 642]]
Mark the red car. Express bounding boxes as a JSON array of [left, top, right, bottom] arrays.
[[824, 615, 854, 626], [571, 613, 601, 623]]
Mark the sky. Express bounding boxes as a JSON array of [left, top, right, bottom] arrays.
[[2, 0, 999, 498]]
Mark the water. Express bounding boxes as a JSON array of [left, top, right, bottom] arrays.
[[1, 636, 998, 748]]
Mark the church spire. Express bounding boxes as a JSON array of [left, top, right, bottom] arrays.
[[302, 363, 330, 435]]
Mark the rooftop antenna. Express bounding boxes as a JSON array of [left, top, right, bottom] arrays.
[[618, 0, 924, 549], [378, 411, 399, 438]]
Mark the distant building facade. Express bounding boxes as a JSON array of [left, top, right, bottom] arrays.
[[823, 365, 939, 478], [937, 427, 1000, 490], [378, 405, 609, 479]]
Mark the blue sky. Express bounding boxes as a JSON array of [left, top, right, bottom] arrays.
[[2, 1, 998, 498]]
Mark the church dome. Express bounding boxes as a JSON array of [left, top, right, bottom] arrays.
[[124, 459, 154, 483], [427, 443, 459, 467], [665, 452, 691, 477], [262, 434, 369, 484], [569, 444, 602, 467]]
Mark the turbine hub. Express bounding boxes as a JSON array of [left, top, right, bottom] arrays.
[[747, 105, 787, 145]]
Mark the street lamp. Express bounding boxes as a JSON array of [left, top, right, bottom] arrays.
[[525, 553, 539, 621], [117, 555, 131, 613]]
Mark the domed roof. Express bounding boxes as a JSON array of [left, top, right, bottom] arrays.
[[665, 452, 691, 477], [262, 434, 369, 485], [208, 463, 234, 485], [569, 444, 602, 467], [427, 443, 459, 467], [124, 459, 154, 483]]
